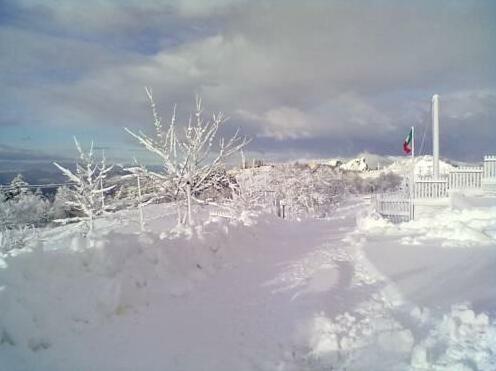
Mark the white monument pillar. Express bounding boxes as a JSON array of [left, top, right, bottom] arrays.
[[432, 94, 440, 179]]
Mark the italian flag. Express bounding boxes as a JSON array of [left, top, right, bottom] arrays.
[[403, 128, 413, 155]]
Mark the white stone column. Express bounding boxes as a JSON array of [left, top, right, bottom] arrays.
[[432, 94, 440, 179]]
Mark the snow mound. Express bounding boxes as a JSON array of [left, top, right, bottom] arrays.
[[411, 304, 496, 371], [0, 212, 264, 370], [340, 157, 369, 172], [358, 205, 496, 248], [327, 158, 343, 168], [299, 298, 496, 370], [357, 152, 396, 170], [385, 155, 456, 178], [301, 298, 415, 370]]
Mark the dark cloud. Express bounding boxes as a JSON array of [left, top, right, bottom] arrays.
[[0, 144, 71, 162], [1, 0, 495, 162], [0, 118, 20, 127]]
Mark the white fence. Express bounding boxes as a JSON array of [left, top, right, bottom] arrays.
[[411, 155, 496, 198], [414, 179, 448, 199], [484, 155, 496, 178], [482, 155, 496, 192], [375, 154, 496, 221], [448, 167, 483, 190], [374, 193, 413, 223]]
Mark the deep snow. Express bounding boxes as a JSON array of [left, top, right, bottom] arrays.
[[0, 198, 495, 370]]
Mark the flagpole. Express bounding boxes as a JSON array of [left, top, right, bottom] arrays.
[[412, 126, 415, 159], [410, 125, 415, 220]]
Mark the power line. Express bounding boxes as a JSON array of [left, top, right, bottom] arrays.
[[0, 182, 76, 190]]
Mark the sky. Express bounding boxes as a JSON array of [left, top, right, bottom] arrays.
[[1, 0, 496, 165]]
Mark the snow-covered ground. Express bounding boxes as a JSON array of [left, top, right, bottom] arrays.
[[1, 197, 495, 370]]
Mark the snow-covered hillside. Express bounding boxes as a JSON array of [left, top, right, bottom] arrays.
[[295, 153, 469, 178], [385, 155, 456, 178], [1, 196, 495, 370], [340, 157, 368, 172]]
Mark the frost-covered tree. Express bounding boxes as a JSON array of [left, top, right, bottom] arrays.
[[0, 226, 37, 253], [234, 163, 348, 218], [126, 88, 250, 225], [340, 171, 402, 194], [50, 185, 75, 219], [53, 137, 115, 231], [0, 182, 46, 253], [233, 163, 402, 219], [5, 174, 30, 200], [0, 177, 50, 229]]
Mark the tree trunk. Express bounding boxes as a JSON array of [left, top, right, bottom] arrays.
[[137, 175, 144, 232], [100, 177, 105, 211], [89, 212, 94, 232], [186, 181, 193, 226], [176, 201, 182, 225], [241, 149, 246, 169]]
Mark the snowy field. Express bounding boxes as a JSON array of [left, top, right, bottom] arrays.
[[1, 194, 495, 371], [3, 0, 496, 370]]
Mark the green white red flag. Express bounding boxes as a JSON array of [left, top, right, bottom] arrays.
[[403, 128, 413, 155]]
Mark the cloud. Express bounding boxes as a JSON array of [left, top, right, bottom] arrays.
[[239, 106, 312, 140], [1, 0, 495, 161], [442, 90, 496, 121], [238, 93, 396, 141]]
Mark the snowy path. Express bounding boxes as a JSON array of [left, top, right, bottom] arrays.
[[55, 201, 372, 371], [1, 199, 495, 370]]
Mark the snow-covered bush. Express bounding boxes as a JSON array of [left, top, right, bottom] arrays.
[[0, 226, 36, 253], [371, 172, 402, 192], [342, 171, 402, 194], [0, 193, 50, 228], [0, 183, 46, 253], [0, 179, 50, 230], [234, 164, 345, 218], [53, 138, 115, 231], [3, 174, 30, 200], [49, 185, 77, 219], [274, 165, 339, 216], [194, 166, 237, 202], [121, 163, 177, 207], [234, 164, 401, 218], [126, 89, 250, 225]]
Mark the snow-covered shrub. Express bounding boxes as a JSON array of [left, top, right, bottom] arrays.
[[126, 89, 250, 225], [49, 185, 77, 219], [0, 180, 50, 230], [278, 165, 346, 217], [371, 172, 402, 192], [122, 163, 180, 207], [194, 167, 237, 202], [233, 164, 401, 219], [3, 174, 30, 200], [341, 171, 402, 194], [0, 226, 36, 253], [0, 183, 42, 252], [1, 193, 50, 228], [53, 138, 115, 231], [234, 164, 345, 218]]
